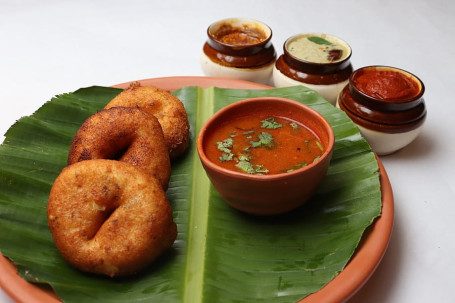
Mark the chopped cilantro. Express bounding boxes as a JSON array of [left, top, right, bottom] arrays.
[[261, 117, 282, 129], [254, 165, 269, 174], [216, 138, 233, 153], [285, 161, 308, 173], [313, 155, 321, 163], [219, 152, 234, 162], [236, 160, 254, 174], [238, 154, 251, 161], [235, 160, 269, 175], [243, 130, 255, 135], [250, 132, 274, 148], [250, 141, 261, 148]]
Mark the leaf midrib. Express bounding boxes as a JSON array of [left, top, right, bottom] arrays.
[[183, 87, 214, 303]]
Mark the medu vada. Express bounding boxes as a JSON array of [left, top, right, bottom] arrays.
[[67, 106, 171, 190], [105, 83, 190, 159], [47, 159, 177, 277]]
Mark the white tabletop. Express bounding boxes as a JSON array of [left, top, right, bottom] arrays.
[[1, 0, 454, 302]]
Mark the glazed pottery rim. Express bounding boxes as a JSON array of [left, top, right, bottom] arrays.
[[200, 50, 276, 70], [284, 32, 352, 67], [197, 97, 335, 181], [207, 17, 273, 48], [349, 65, 425, 105]]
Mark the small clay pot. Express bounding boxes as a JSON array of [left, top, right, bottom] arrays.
[[200, 18, 276, 84], [337, 65, 426, 155], [273, 33, 353, 104], [196, 97, 334, 215]]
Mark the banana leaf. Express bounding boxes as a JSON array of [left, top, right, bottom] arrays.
[[0, 85, 381, 302]]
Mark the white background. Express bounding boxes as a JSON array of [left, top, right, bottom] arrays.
[[1, 0, 454, 302]]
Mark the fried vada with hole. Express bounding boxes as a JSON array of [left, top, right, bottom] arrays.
[[105, 83, 190, 159], [47, 159, 177, 277], [67, 107, 171, 190]]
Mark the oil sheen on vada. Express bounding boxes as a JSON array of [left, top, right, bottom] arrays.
[[105, 83, 190, 159], [67, 107, 171, 190], [47, 159, 177, 277]]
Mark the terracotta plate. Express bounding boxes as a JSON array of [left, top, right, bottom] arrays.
[[0, 76, 394, 303]]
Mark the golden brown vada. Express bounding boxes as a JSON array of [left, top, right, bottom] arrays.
[[47, 159, 177, 277], [105, 83, 190, 159], [67, 107, 171, 190]]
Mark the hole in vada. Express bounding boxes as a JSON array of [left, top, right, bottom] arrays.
[[105, 135, 135, 161], [111, 144, 130, 161], [88, 204, 118, 240]]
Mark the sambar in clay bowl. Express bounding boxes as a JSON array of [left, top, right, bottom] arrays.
[[197, 97, 335, 215]]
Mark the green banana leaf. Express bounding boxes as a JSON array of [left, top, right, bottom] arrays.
[[0, 85, 381, 302]]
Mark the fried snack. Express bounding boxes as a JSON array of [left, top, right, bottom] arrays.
[[67, 107, 171, 190], [47, 159, 177, 277], [105, 83, 190, 158]]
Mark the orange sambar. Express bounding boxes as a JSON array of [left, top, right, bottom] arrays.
[[204, 113, 323, 175]]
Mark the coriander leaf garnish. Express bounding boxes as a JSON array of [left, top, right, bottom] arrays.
[[216, 138, 233, 153], [258, 132, 274, 145], [235, 160, 269, 175], [261, 117, 282, 129], [236, 160, 255, 174], [243, 130, 255, 135], [307, 36, 333, 45], [238, 154, 251, 161], [250, 132, 275, 148], [250, 140, 262, 148], [254, 165, 269, 174], [219, 152, 234, 162], [285, 161, 308, 173]]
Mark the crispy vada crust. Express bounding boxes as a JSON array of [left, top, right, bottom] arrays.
[[105, 83, 190, 159], [47, 160, 177, 277], [67, 107, 171, 190]]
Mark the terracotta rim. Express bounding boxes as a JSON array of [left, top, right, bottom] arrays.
[[0, 76, 394, 303]]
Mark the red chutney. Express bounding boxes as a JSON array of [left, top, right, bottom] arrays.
[[353, 70, 420, 100], [214, 24, 267, 45], [204, 113, 324, 175]]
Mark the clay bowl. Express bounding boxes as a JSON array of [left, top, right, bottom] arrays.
[[196, 97, 335, 215]]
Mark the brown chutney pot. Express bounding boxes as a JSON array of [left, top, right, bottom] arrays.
[[200, 18, 276, 84]]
